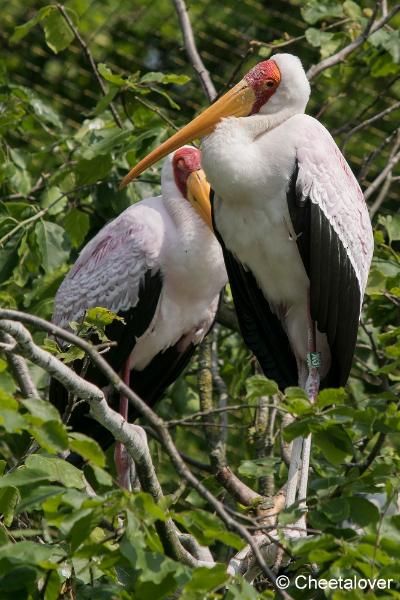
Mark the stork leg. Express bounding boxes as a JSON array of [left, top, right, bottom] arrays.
[[114, 362, 133, 490], [285, 313, 320, 537], [297, 318, 320, 533]]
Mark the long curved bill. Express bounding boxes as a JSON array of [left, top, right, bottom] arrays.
[[120, 80, 255, 188], [186, 169, 212, 230]]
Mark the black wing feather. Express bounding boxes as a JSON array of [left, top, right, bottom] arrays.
[[211, 190, 298, 390], [287, 162, 361, 387]]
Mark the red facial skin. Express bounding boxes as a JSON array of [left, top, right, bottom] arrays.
[[172, 147, 202, 198], [244, 60, 281, 115]]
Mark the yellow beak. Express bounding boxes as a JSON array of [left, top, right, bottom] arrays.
[[186, 169, 212, 230], [120, 80, 255, 188]]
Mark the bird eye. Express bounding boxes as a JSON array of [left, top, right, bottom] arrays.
[[177, 159, 186, 170], [265, 80, 275, 89]]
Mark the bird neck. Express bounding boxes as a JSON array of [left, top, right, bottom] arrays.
[[242, 107, 299, 139], [202, 107, 299, 197]]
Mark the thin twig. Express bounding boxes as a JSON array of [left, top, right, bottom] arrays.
[[0, 310, 293, 598], [358, 129, 398, 182], [56, 4, 123, 128], [364, 134, 400, 202], [134, 95, 178, 130], [0, 320, 209, 568], [341, 101, 400, 150], [306, 4, 400, 80], [172, 0, 217, 101], [0, 183, 97, 248], [0, 332, 39, 399]]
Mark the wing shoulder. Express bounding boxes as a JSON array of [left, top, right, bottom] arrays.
[[287, 122, 373, 385], [53, 203, 165, 328], [293, 115, 373, 293]]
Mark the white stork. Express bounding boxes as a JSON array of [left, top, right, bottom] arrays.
[[121, 54, 374, 525], [51, 146, 227, 488]]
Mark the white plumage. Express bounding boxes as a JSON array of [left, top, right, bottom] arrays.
[[53, 148, 227, 371], [121, 52, 374, 526], [51, 146, 227, 486]]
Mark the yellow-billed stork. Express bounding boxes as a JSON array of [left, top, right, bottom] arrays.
[[51, 146, 227, 487], [120, 54, 374, 525]]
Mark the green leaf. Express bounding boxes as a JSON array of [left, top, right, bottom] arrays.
[[63, 208, 90, 248], [0, 487, 19, 526], [381, 215, 400, 243], [21, 398, 61, 423], [44, 570, 62, 600], [0, 468, 50, 489], [343, 0, 362, 20], [68, 509, 102, 551], [57, 344, 86, 363], [40, 187, 66, 216], [10, 6, 54, 44], [98, 63, 126, 86], [314, 425, 353, 465], [17, 485, 66, 513], [305, 28, 343, 58], [284, 387, 312, 415], [25, 455, 85, 489], [316, 387, 347, 409], [140, 72, 190, 85], [348, 497, 380, 526], [302, 0, 344, 24], [0, 541, 59, 565], [175, 510, 243, 549], [92, 86, 119, 116], [86, 464, 113, 487], [69, 433, 106, 467], [371, 54, 399, 77], [322, 498, 350, 523], [35, 220, 70, 274], [238, 457, 277, 478], [246, 375, 279, 399], [182, 564, 229, 594], [85, 306, 125, 327], [0, 238, 20, 283], [0, 409, 26, 433], [42, 8, 78, 54], [30, 420, 69, 453], [75, 154, 112, 185]]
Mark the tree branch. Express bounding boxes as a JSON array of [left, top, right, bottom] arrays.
[[172, 0, 217, 101], [341, 101, 400, 151], [0, 332, 39, 399], [56, 4, 123, 128], [0, 319, 209, 568], [0, 310, 292, 598], [306, 4, 400, 80], [364, 132, 400, 202]]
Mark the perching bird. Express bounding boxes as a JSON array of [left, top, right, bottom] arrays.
[[50, 146, 227, 487], [120, 54, 374, 523]]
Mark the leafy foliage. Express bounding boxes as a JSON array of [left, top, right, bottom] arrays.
[[0, 0, 399, 598]]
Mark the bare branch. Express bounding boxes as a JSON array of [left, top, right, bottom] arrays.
[[0, 310, 293, 597], [341, 101, 400, 150], [364, 132, 400, 202], [358, 128, 399, 182], [198, 334, 262, 506], [306, 5, 400, 80], [0, 332, 39, 399], [368, 173, 393, 219], [56, 4, 123, 128], [0, 319, 209, 567], [172, 0, 217, 101]]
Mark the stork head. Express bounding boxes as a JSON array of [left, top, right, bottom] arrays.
[[121, 53, 310, 186], [163, 146, 212, 229]]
